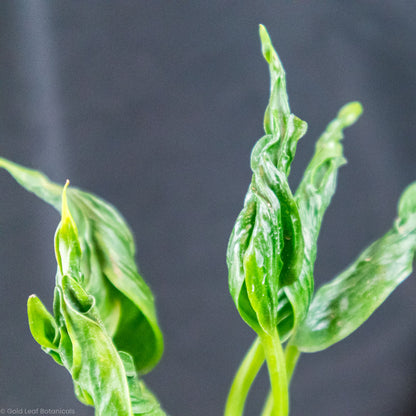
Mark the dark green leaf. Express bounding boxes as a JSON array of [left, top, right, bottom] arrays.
[[0, 157, 163, 373], [259, 24, 307, 177], [293, 182, 416, 352], [227, 25, 306, 336]]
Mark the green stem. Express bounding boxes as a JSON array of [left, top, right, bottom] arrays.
[[224, 338, 265, 416], [261, 342, 301, 416], [260, 391, 273, 416], [285, 344, 300, 382], [259, 327, 288, 416]]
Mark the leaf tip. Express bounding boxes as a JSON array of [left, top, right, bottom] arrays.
[[259, 24, 275, 64], [62, 179, 70, 212], [398, 182, 416, 219], [27, 294, 58, 350], [60, 179, 76, 230], [338, 101, 363, 127], [258, 23, 267, 38], [27, 294, 39, 312]]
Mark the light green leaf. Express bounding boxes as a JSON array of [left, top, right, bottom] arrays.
[[293, 182, 416, 352], [0, 157, 163, 373], [55, 181, 82, 281], [119, 351, 167, 416], [25, 187, 166, 415], [60, 275, 133, 415], [282, 102, 363, 336], [27, 295, 59, 351], [56, 188, 133, 414]]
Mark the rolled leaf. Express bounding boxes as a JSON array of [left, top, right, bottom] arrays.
[[119, 351, 167, 416], [293, 182, 416, 352], [26, 185, 166, 415], [0, 157, 163, 373], [227, 25, 306, 336], [55, 181, 82, 281], [282, 102, 363, 335], [60, 276, 133, 415]]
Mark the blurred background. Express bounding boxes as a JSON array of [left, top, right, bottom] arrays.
[[0, 1, 415, 415]]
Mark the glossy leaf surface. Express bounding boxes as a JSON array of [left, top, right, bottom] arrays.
[[120, 352, 167, 416], [27, 295, 59, 351], [293, 182, 416, 352], [227, 27, 363, 341], [284, 102, 363, 335], [0, 157, 163, 373], [27, 185, 166, 415], [227, 25, 306, 336]]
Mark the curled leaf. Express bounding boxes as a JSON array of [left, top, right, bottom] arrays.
[[60, 279, 133, 415], [227, 27, 363, 343], [283, 101, 363, 336], [27, 295, 59, 351], [293, 181, 416, 352], [119, 352, 167, 416], [0, 157, 163, 373], [227, 25, 305, 336], [55, 180, 82, 281], [26, 187, 166, 415]]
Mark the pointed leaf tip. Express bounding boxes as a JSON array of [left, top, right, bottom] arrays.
[[55, 178, 82, 278], [61, 179, 70, 218], [338, 102, 363, 127], [258, 24, 272, 48], [258, 24, 267, 38], [59, 178, 78, 241], [259, 24, 278, 66], [398, 182, 416, 219], [27, 295, 58, 350]]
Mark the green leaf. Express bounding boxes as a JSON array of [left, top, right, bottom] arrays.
[[295, 102, 363, 258], [227, 25, 306, 336], [0, 157, 163, 373], [227, 27, 364, 346], [0, 157, 62, 208], [60, 275, 133, 415], [25, 187, 166, 415], [27, 295, 59, 351], [119, 351, 167, 416], [54, 188, 133, 414], [132, 382, 167, 416], [281, 102, 363, 336], [55, 181, 82, 281], [259, 24, 307, 177], [292, 181, 416, 352]]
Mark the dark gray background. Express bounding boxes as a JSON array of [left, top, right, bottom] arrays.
[[1, 1, 415, 415]]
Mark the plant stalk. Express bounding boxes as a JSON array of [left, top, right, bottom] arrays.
[[259, 327, 289, 416], [260, 391, 274, 416], [261, 342, 301, 415], [224, 337, 265, 416], [284, 343, 300, 382]]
